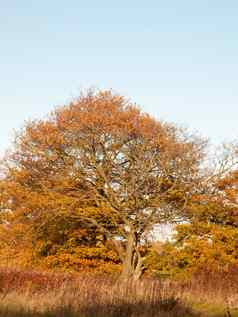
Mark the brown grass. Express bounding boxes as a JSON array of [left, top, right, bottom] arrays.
[[0, 269, 193, 317], [0, 268, 237, 317]]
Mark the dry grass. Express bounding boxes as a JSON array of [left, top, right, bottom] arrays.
[[0, 269, 193, 317], [0, 268, 237, 316]]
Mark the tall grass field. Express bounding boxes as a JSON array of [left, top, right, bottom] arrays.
[[0, 268, 237, 317]]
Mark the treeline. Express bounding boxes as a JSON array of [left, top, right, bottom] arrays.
[[0, 90, 237, 280]]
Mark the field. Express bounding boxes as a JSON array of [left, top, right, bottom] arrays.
[[0, 269, 237, 317]]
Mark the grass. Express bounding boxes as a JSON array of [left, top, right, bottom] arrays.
[[0, 268, 237, 316]]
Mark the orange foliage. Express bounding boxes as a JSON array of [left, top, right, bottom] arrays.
[[0, 90, 206, 277]]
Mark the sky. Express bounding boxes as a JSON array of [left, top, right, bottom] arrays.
[[1, 1, 238, 156]]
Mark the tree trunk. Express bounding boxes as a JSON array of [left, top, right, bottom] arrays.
[[120, 231, 144, 281]]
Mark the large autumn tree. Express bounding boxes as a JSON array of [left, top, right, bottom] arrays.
[[0, 90, 205, 279]]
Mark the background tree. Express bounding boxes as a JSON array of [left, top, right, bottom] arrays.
[[148, 148, 238, 277], [0, 90, 205, 279]]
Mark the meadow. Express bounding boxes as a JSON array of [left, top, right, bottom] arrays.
[[0, 268, 237, 317]]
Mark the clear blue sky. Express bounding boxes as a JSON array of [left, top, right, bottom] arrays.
[[1, 1, 238, 156]]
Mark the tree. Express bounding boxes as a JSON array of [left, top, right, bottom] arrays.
[[0, 90, 205, 279], [0, 167, 120, 273], [149, 151, 238, 277]]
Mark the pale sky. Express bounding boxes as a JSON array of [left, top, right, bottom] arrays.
[[1, 1, 238, 156]]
